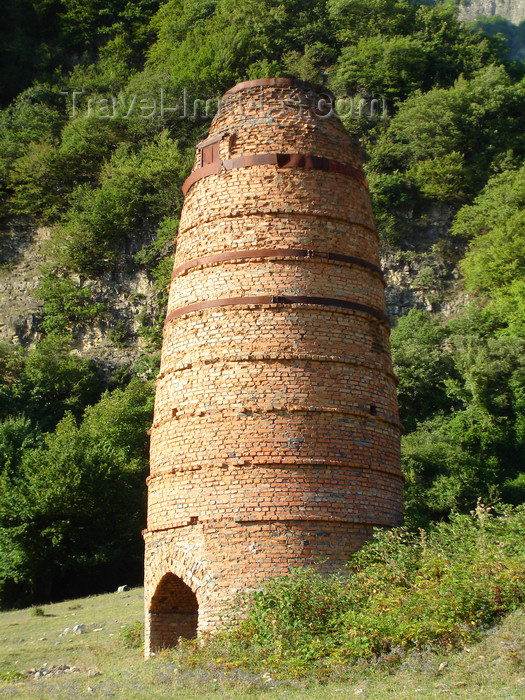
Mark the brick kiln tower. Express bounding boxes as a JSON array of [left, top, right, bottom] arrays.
[[144, 78, 402, 656]]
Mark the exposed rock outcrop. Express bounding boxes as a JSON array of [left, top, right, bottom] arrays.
[[0, 222, 46, 346], [0, 222, 161, 372], [457, 0, 525, 25]]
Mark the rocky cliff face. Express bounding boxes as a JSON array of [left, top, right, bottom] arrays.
[[457, 0, 525, 24], [0, 223, 47, 347], [0, 213, 465, 371], [0, 223, 161, 373], [382, 203, 469, 322]]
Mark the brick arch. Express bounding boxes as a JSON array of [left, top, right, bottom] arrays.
[[148, 572, 199, 651], [146, 546, 212, 609], [144, 543, 218, 655]]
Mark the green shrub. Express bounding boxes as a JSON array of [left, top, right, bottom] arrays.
[[0, 670, 24, 682], [367, 171, 416, 244], [120, 621, 144, 649], [367, 65, 525, 227], [50, 132, 190, 273], [0, 85, 64, 217], [0, 337, 104, 432], [331, 35, 429, 103], [134, 214, 178, 301], [108, 321, 129, 348], [8, 143, 67, 219], [399, 331, 525, 526], [391, 309, 457, 431], [136, 312, 164, 350], [451, 166, 525, 242], [178, 505, 525, 678], [37, 276, 107, 335]]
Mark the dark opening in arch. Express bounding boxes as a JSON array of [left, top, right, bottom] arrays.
[[149, 573, 198, 651]]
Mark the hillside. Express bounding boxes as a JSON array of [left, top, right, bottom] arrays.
[[457, 0, 525, 59], [0, 0, 524, 608]]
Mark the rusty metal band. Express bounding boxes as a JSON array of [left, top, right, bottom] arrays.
[[171, 248, 384, 281], [182, 153, 366, 195], [164, 296, 390, 327]]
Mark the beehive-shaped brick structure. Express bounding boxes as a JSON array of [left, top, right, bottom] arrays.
[[144, 78, 403, 656]]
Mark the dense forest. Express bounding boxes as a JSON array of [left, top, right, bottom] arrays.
[[0, 0, 523, 608]]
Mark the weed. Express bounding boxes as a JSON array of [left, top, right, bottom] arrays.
[[121, 620, 144, 649], [180, 505, 525, 679], [0, 670, 24, 681], [108, 320, 129, 348], [0, 586, 524, 698]]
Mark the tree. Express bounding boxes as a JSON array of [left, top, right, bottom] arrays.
[[391, 309, 456, 432], [367, 65, 525, 236], [0, 379, 153, 607], [0, 337, 104, 431], [401, 333, 525, 527], [331, 35, 429, 103], [327, 0, 417, 44], [452, 166, 525, 336]]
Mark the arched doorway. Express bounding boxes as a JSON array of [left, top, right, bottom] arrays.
[[148, 572, 198, 651]]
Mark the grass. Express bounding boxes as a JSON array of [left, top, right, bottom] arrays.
[[0, 507, 524, 698], [0, 594, 523, 698], [182, 506, 525, 681]]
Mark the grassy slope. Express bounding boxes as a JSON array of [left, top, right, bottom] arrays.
[[0, 588, 524, 698]]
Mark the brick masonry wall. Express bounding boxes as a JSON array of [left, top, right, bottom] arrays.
[[175, 214, 380, 265], [144, 78, 403, 656], [168, 259, 386, 311]]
